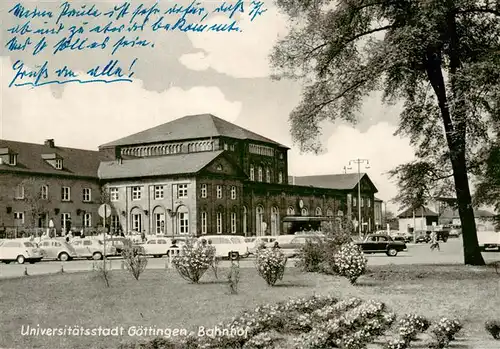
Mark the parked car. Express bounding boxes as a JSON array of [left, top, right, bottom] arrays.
[[245, 236, 277, 255], [70, 239, 116, 260], [478, 231, 500, 252], [38, 239, 77, 261], [415, 234, 431, 243], [0, 240, 43, 264], [141, 237, 171, 258], [107, 237, 144, 255], [201, 235, 249, 259], [266, 234, 323, 258], [355, 234, 407, 256], [448, 228, 461, 238]]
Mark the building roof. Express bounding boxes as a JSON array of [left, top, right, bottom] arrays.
[[288, 173, 378, 192], [0, 139, 106, 178], [100, 113, 289, 149], [374, 197, 383, 202], [398, 206, 438, 218], [98, 151, 225, 179]]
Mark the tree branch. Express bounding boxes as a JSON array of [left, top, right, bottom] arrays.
[[310, 78, 368, 114], [456, 7, 500, 17], [319, 25, 393, 76]]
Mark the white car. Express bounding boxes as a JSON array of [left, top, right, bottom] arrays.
[[478, 231, 500, 251], [0, 240, 43, 264], [141, 237, 172, 257], [245, 236, 277, 255], [201, 235, 249, 259], [70, 239, 117, 260]]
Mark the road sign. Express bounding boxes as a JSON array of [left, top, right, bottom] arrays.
[[98, 204, 112, 218]]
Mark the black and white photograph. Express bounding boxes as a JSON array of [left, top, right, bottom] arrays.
[[1, 0, 500, 348]]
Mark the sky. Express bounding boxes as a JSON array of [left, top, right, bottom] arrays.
[[0, 0, 416, 213]]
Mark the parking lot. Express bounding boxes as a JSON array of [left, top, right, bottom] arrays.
[[1, 238, 498, 279]]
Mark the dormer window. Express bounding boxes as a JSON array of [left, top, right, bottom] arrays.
[[41, 153, 63, 170], [9, 154, 17, 166]]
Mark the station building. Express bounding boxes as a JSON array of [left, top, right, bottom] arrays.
[[1, 113, 379, 237]]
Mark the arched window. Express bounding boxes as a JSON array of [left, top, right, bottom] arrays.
[[256, 205, 264, 236], [258, 167, 263, 182], [266, 168, 271, 183], [315, 207, 322, 216], [301, 207, 308, 216], [250, 165, 255, 181], [278, 172, 283, 184], [271, 207, 280, 236], [242, 206, 247, 236], [287, 207, 295, 215], [177, 205, 189, 235], [326, 208, 334, 217], [216, 211, 223, 234]]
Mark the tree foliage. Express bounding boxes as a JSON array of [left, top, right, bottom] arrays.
[[271, 0, 500, 265]]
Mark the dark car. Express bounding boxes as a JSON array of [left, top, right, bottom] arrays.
[[356, 234, 407, 257], [415, 235, 431, 243], [108, 237, 144, 255]]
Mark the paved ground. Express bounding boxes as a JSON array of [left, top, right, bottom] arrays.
[[1, 238, 498, 279]]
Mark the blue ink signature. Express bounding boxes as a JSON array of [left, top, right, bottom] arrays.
[[213, 0, 244, 19], [9, 59, 137, 88]]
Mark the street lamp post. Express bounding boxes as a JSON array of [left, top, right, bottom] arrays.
[[348, 159, 370, 240]]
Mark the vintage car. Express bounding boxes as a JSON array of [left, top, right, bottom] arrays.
[[200, 235, 249, 259], [0, 240, 43, 264], [38, 239, 77, 261], [355, 234, 407, 257], [265, 234, 324, 258]]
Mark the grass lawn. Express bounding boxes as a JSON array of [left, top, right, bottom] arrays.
[[0, 264, 499, 349]]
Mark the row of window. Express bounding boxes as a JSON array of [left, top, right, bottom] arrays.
[[249, 144, 274, 157], [121, 143, 183, 157], [14, 185, 92, 202], [200, 211, 237, 234], [352, 197, 372, 208], [109, 184, 239, 201], [13, 212, 92, 227], [249, 166, 283, 184], [201, 184, 237, 199]]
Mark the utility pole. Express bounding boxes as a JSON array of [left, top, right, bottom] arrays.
[[348, 159, 370, 240]]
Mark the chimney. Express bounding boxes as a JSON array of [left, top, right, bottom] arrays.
[[44, 139, 55, 148]]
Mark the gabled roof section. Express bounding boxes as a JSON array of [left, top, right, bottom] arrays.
[[0, 139, 108, 178], [398, 206, 438, 218], [98, 151, 225, 179], [289, 173, 378, 193], [100, 113, 289, 148]]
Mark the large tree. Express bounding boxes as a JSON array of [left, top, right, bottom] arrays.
[[271, 0, 500, 265]]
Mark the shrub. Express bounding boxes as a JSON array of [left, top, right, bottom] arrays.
[[227, 261, 240, 294], [385, 338, 408, 349], [122, 246, 148, 280], [429, 318, 462, 348], [332, 242, 367, 284], [485, 320, 500, 339], [172, 239, 216, 283], [255, 247, 287, 286], [295, 240, 325, 272], [92, 260, 111, 287], [397, 313, 430, 342]]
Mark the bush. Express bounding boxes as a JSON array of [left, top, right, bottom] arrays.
[[295, 240, 325, 272], [172, 239, 216, 283], [122, 246, 148, 280], [255, 247, 287, 286], [255, 248, 288, 286], [397, 313, 430, 342], [429, 318, 462, 348], [227, 261, 240, 294], [331, 242, 367, 284], [485, 320, 500, 339]]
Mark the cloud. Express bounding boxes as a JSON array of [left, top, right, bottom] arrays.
[[180, 6, 289, 78], [287, 122, 415, 212], [0, 57, 242, 150]]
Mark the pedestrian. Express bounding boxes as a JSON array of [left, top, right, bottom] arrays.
[[430, 231, 440, 251]]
